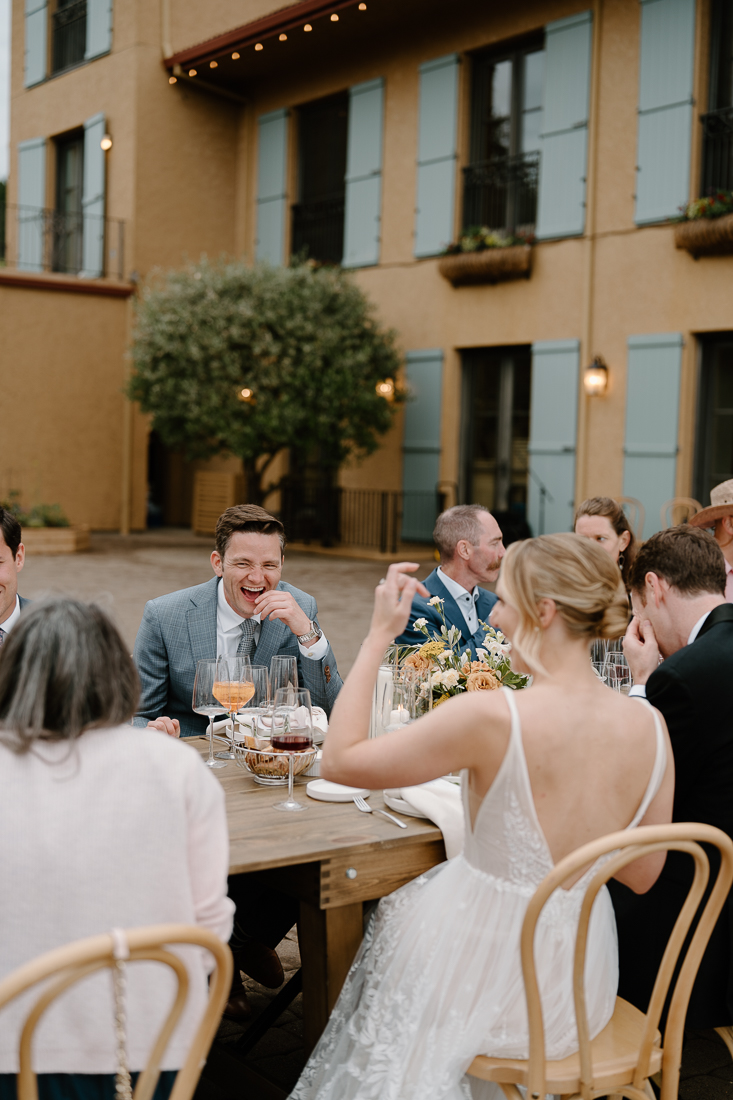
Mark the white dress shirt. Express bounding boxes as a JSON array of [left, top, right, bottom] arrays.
[[628, 610, 712, 698], [436, 567, 480, 634], [0, 595, 21, 639], [216, 579, 329, 661]]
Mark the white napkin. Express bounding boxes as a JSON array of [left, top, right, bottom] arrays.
[[230, 706, 328, 741], [399, 779, 465, 859]]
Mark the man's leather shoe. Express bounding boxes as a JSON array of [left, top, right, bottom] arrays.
[[223, 988, 253, 1021], [236, 939, 284, 989]]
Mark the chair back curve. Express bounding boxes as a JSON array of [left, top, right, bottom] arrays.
[[661, 497, 702, 528], [0, 923, 233, 1100], [517, 823, 733, 1100]]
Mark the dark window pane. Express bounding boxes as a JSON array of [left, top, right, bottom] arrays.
[[53, 133, 84, 274], [696, 339, 733, 503], [291, 93, 348, 264], [52, 0, 87, 74]]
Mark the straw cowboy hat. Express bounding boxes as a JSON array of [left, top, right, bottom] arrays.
[[689, 479, 733, 528]]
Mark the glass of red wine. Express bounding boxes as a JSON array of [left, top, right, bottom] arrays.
[[271, 687, 313, 813]]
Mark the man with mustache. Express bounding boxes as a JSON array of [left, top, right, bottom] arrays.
[[396, 504, 505, 658]]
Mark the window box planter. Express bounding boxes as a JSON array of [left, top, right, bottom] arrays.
[[21, 525, 90, 554], [674, 213, 733, 258], [438, 244, 532, 287]]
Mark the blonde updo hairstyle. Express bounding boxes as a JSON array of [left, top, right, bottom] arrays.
[[500, 533, 628, 677]]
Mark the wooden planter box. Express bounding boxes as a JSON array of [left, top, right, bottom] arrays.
[[674, 213, 733, 258], [22, 525, 90, 554], [438, 244, 532, 287]]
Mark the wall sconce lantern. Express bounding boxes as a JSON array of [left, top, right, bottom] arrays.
[[238, 387, 255, 404], [376, 378, 395, 401], [583, 356, 609, 396], [100, 134, 113, 151]]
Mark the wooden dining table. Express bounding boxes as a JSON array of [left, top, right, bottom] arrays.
[[189, 737, 446, 1054]]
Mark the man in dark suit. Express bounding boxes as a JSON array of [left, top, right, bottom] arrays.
[[612, 524, 733, 1027], [396, 504, 504, 656], [133, 503, 342, 737], [0, 508, 29, 647]]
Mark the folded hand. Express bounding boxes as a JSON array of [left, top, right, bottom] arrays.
[[148, 716, 180, 738], [254, 589, 313, 639]]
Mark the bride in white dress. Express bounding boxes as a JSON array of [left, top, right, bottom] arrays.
[[290, 533, 674, 1100]]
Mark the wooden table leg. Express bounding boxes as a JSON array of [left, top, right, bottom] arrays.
[[299, 899, 363, 1053]]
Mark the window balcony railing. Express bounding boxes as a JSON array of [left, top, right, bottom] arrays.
[[52, 0, 87, 75], [701, 106, 733, 194], [462, 152, 540, 235], [4, 205, 125, 280], [291, 195, 345, 265], [280, 484, 446, 550]]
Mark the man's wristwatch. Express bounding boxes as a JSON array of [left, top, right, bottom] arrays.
[[297, 620, 323, 645]]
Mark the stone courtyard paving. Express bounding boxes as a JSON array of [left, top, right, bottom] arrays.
[[17, 531, 733, 1098]]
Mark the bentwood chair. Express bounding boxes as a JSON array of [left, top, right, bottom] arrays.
[[466, 823, 733, 1100], [0, 924, 233, 1100], [661, 497, 703, 529], [617, 497, 645, 539]]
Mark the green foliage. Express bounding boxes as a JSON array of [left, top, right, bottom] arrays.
[[0, 490, 70, 528], [128, 259, 403, 501], [680, 191, 733, 221], [443, 225, 535, 255]]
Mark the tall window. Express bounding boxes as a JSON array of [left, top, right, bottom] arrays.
[[52, 0, 87, 75], [53, 132, 84, 274], [702, 0, 733, 192], [463, 40, 544, 235], [696, 336, 733, 504], [461, 347, 532, 528], [291, 93, 348, 264]]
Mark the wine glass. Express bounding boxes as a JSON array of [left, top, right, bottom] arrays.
[[235, 664, 270, 741], [192, 659, 228, 769], [270, 655, 299, 696], [590, 639, 607, 680], [271, 687, 313, 813], [213, 656, 253, 759], [604, 652, 632, 693]]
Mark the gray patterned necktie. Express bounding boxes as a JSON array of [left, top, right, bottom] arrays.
[[237, 619, 257, 658], [0, 628, 4, 647]]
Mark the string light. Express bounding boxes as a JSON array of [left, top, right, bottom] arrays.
[[209, 60, 218, 68], [304, 23, 312, 31], [359, 2, 367, 8], [279, 33, 287, 40], [231, 51, 240, 59], [255, 42, 263, 50], [168, 75, 177, 84], [188, 68, 197, 76], [331, 12, 339, 19]]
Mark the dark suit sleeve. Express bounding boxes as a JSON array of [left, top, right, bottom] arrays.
[[395, 597, 440, 648], [645, 663, 695, 806], [132, 600, 171, 726]]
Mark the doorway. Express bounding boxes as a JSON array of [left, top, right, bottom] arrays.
[[695, 335, 733, 505]]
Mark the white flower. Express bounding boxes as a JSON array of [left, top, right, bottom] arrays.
[[475, 647, 488, 661], [413, 617, 428, 630], [442, 669, 460, 688], [436, 650, 448, 664], [448, 625, 460, 642], [428, 596, 443, 607], [430, 670, 444, 687]]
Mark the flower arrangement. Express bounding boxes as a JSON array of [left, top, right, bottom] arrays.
[[443, 226, 535, 255], [403, 596, 529, 707], [678, 191, 733, 222]]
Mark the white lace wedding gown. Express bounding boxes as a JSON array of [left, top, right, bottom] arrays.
[[290, 687, 666, 1100]]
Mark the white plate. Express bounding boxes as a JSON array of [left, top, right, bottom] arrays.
[[383, 790, 429, 819], [306, 780, 370, 802]]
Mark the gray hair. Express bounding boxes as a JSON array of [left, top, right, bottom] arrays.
[[433, 504, 491, 562], [0, 599, 139, 754]]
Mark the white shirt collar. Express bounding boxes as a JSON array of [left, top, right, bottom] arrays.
[[687, 610, 712, 646], [436, 567, 479, 605], [217, 578, 260, 632], [0, 595, 21, 636]]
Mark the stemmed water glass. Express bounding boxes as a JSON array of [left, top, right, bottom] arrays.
[[590, 639, 607, 680], [271, 687, 313, 813], [604, 652, 632, 693], [213, 656, 253, 759], [235, 665, 270, 741], [192, 659, 228, 769], [270, 655, 298, 696]]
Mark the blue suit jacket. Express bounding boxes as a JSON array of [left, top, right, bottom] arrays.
[[132, 577, 343, 737], [18, 596, 31, 610], [396, 569, 498, 659]]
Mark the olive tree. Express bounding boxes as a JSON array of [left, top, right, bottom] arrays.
[[128, 258, 402, 504]]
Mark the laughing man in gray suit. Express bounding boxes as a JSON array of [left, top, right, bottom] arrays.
[[133, 503, 343, 738]]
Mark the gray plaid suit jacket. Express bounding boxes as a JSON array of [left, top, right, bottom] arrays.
[[132, 577, 343, 737]]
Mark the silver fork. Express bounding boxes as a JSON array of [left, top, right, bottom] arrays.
[[353, 795, 407, 828]]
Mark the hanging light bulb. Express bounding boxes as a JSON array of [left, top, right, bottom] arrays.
[[188, 68, 197, 76], [255, 42, 263, 50], [331, 12, 339, 20], [232, 51, 240, 59], [376, 379, 395, 401], [304, 23, 312, 31], [168, 75, 177, 84], [209, 60, 218, 68], [279, 33, 287, 40]]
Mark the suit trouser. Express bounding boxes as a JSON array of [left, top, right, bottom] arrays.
[[227, 872, 300, 953]]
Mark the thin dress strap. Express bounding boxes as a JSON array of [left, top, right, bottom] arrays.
[[627, 699, 667, 828], [500, 685, 521, 740]]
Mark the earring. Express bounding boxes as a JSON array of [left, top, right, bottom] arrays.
[[618, 552, 625, 570]]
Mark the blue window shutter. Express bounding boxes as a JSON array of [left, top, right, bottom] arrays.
[[85, 0, 113, 60], [414, 55, 459, 258], [24, 0, 47, 88], [528, 340, 579, 534], [402, 349, 443, 541], [82, 113, 106, 278], [17, 137, 46, 271], [623, 334, 682, 537], [535, 11, 592, 240], [256, 109, 288, 265], [343, 78, 384, 268], [635, 0, 696, 224]]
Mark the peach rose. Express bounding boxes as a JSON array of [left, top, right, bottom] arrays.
[[403, 652, 432, 672], [466, 668, 501, 692]]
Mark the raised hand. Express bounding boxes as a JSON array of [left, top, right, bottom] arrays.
[[623, 615, 660, 685], [253, 589, 313, 640], [370, 562, 430, 642]]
